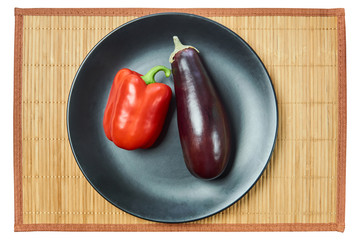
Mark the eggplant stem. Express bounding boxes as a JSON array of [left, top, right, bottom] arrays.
[[169, 36, 199, 63]]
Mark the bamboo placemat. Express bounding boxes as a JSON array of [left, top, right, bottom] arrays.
[[13, 8, 346, 232]]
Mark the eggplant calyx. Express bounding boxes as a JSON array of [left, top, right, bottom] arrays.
[[169, 36, 199, 63]]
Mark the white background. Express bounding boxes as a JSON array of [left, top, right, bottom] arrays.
[[0, 0, 359, 239]]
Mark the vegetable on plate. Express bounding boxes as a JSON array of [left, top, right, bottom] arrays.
[[170, 36, 232, 180], [103, 66, 172, 150]]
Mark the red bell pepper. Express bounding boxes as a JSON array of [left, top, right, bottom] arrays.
[[103, 66, 172, 150]]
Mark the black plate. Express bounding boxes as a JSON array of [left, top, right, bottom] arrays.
[[67, 13, 278, 223]]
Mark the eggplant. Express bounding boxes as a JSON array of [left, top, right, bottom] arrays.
[[169, 36, 231, 180]]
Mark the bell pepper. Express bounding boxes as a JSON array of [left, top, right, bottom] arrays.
[[103, 66, 172, 150]]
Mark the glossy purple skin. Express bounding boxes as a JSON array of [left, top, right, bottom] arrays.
[[172, 48, 231, 179]]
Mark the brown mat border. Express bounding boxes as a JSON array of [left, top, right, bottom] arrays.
[[14, 8, 345, 17], [15, 223, 340, 232], [13, 8, 346, 232]]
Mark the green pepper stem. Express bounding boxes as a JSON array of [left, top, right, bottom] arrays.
[[141, 65, 171, 85]]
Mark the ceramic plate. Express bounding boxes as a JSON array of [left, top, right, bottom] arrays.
[[67, 13, 278, 223]]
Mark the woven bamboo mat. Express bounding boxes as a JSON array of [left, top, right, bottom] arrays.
[[13, 8, 346, 232]]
